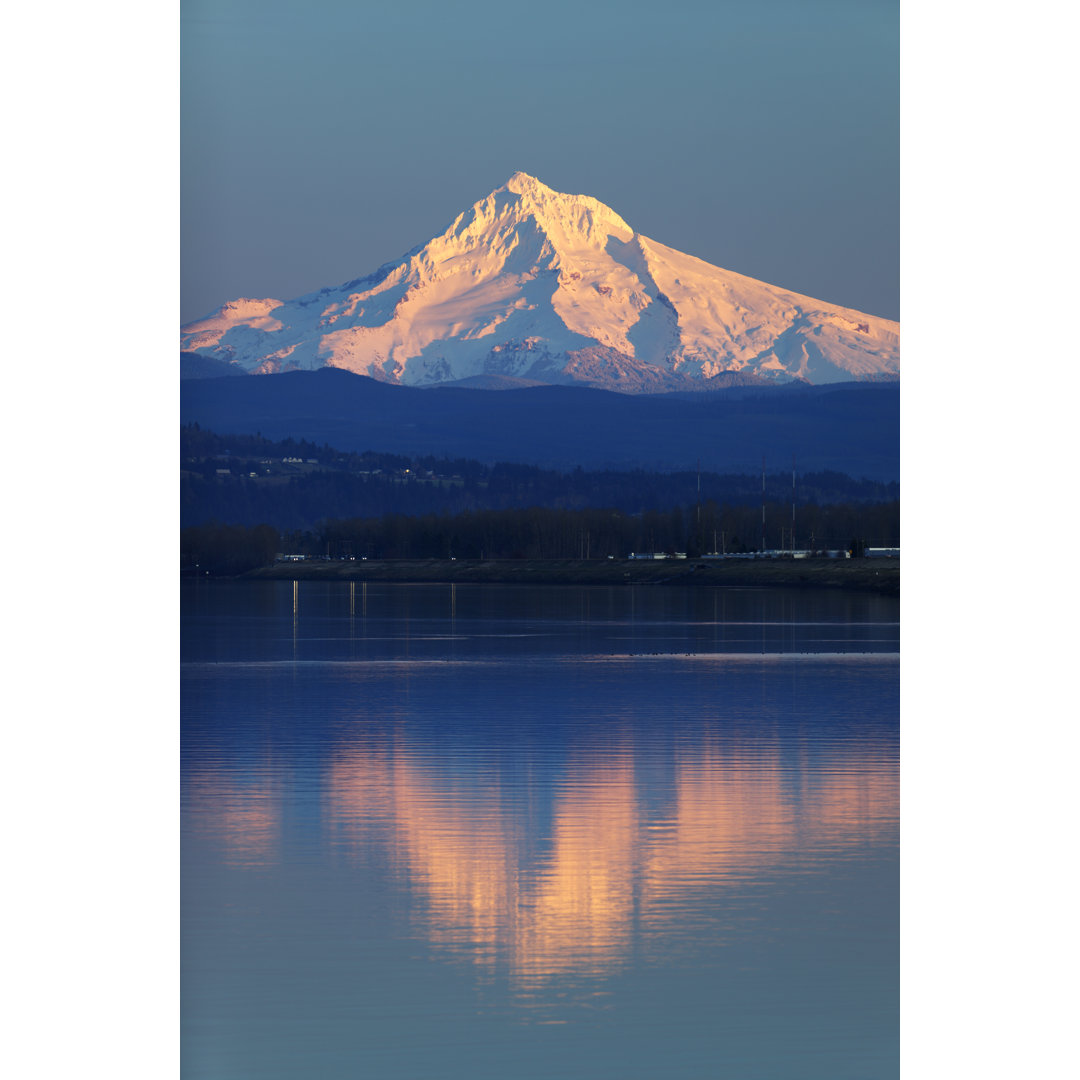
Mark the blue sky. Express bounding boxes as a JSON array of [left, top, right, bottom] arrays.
[[181, 0, 898, 323]]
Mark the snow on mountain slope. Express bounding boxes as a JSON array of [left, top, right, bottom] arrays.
[[181, 173, 899, 389]]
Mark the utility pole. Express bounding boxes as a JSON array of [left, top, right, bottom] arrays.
[[761, 456, 766, 555], [696, 458, 702, 554], [792, 455, 796, 556]]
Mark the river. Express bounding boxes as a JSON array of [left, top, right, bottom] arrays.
[[181, 580, 899, 1078]]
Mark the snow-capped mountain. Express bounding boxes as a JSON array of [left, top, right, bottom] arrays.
[[181, 173, 899, 390]]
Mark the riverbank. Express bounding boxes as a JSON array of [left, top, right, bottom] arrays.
[[241, 557, 899, 596]]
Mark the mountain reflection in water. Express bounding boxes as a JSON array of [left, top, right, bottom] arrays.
[[182, 582, 898, 1078], [189, 725, 896, 990]]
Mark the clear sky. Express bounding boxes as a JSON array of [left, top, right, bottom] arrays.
[[181, 0, 898, 325]]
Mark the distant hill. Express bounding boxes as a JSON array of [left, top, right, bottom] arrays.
[[180, 368, 899, 481], [181, 423, 898, 532], [180, 350, 246, 380]]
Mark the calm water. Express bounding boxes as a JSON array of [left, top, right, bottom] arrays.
[[181, 581, 899, 1079]]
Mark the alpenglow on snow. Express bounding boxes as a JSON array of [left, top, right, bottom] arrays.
[[181, 173, 899, 390]]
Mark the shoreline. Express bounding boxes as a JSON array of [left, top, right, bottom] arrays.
[[230, 557, 899, 596]]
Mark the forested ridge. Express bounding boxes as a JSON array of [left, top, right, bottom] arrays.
[[181, 425, 898, 531], [180, 426, 899, 575]]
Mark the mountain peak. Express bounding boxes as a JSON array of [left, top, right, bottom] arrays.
[[181, 176, 899, 390], [503, 171, 551, 196], [483, 172, 633, 248]]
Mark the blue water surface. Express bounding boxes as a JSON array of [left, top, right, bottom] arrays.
[[182, 581, 899, 1079]]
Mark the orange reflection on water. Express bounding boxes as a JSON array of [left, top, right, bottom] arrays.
[[185, 766, 281, 868], [639, 736, 789, 911], [639, 738, 899, 919], [799, 760, 899, 838], [516, 750, 638, 982], [327, 738, 518, 962], [323, 731, 898, 988]]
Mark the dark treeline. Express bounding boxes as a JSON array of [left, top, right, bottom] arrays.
[[180, 522, 279, 575], [181, 500, 899, 574], [182, 423, 496, 480], [182, 425, 899, 532], [181, 424, 321, 462], [319, 501, 899, 561]]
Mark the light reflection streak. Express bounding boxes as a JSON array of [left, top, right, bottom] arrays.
[[187, 736, 895, 987], [185, 766, 281, 869], [319, 730, 898, 988], [187, 729, 896, 984], [516, 750, 639, 984]]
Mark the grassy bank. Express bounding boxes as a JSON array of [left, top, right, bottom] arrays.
[[241, 557, 899, 596]]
